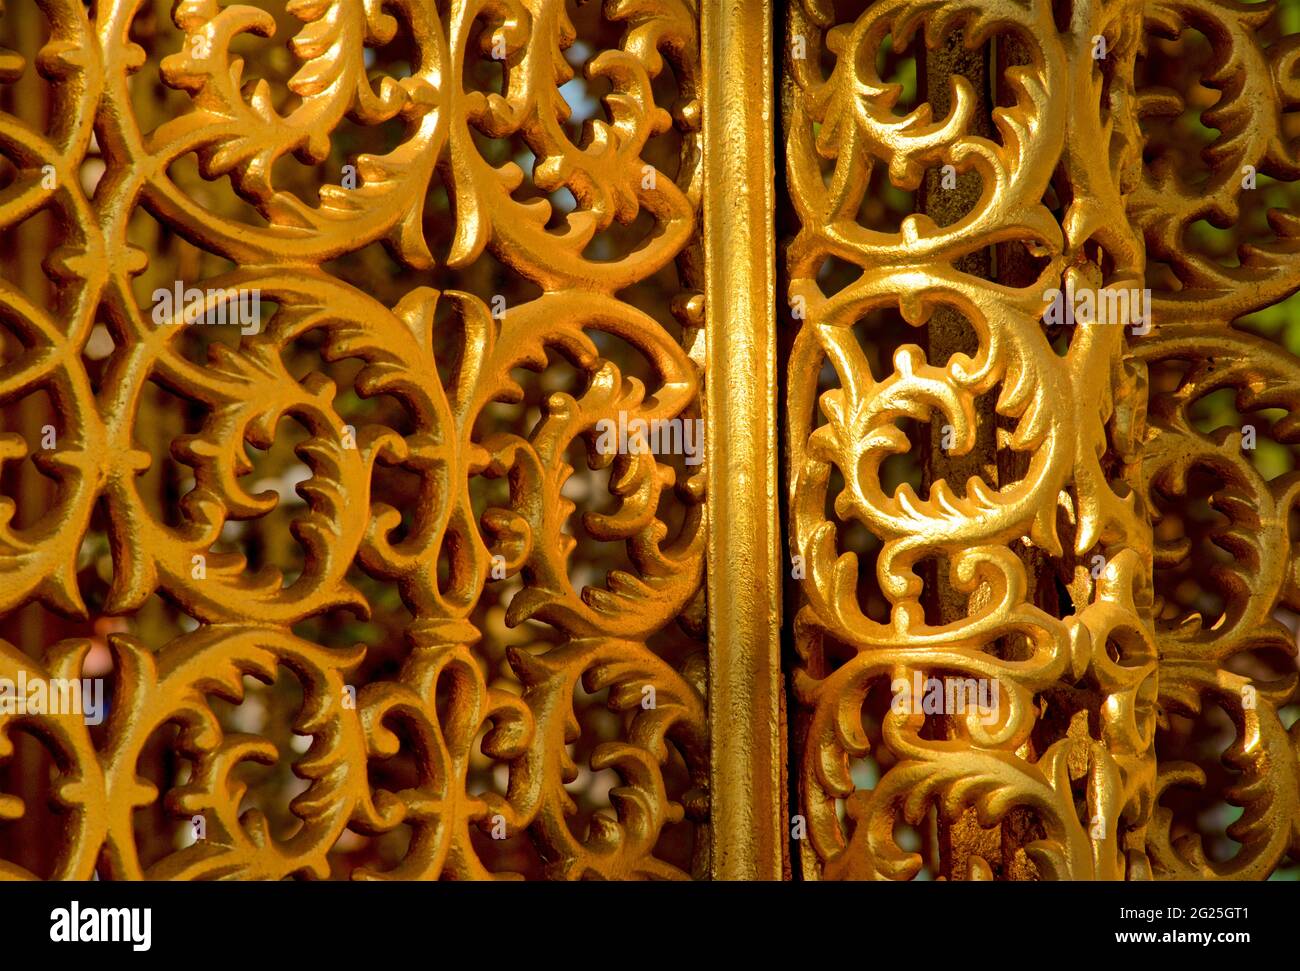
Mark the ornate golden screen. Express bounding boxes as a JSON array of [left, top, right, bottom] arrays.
[[0, 0, 709, 881], [0, 0, 1297, 882], [783, 0, 1300, 881]]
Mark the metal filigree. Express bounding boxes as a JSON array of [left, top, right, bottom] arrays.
[[784, 0, 1300, 882], [784, 0, 1159, 881], [0, 0, 707, 880], [3, 0, 1299, 884], [1134, 0, 1300, 880]]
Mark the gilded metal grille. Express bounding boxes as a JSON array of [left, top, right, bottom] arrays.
[[1, 0, 1298, 883], [784, 0, 1299, 881], [1135, 0, 1300, 880], [0, 0, 708, 879]]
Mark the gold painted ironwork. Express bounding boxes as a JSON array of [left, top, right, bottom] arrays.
[[1134, 0, 1300, 880], [0, 0, 710, 879], [702, 0, 785, 881], [783, 0, 1298, 881], [2, 0, 1299, 882]]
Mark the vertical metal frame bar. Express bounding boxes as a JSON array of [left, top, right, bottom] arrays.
[[702, 0, 785, 880]]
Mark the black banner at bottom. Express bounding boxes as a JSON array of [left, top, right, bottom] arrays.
[[0, 878, 1289, 958]]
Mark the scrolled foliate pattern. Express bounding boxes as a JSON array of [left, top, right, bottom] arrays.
[[4, 0, 1298, 885], [784, 0, 1300, 882], [785, 0, 1159, 881], [0, 0, 706, 880], [1134, 0, 1300, 881]]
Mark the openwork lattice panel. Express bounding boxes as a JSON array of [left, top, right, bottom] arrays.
[[783, 0, 1299, 882], [3, 0, 1299, 887], [1134, 0, 1300, 880], [0, 0, 709, 880]]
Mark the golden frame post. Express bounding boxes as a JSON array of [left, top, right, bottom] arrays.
[[702, 0, 786, 880]]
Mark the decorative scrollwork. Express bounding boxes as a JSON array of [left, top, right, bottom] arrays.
[[785, 0, 1159, 880], [1134, 0, 1300, 880], [0, 0, 706, 879], [4, 0, 1298, 885], [785, 0, 1300, 882]]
